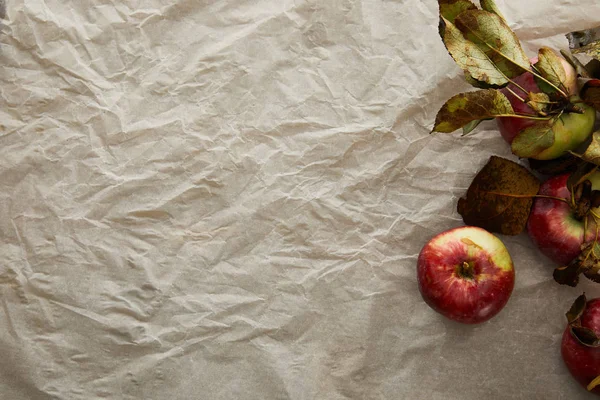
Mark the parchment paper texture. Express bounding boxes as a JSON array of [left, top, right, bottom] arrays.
[[2, 1, 600, 399]]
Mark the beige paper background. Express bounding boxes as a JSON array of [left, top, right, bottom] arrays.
[[2, 0, 600, 399]]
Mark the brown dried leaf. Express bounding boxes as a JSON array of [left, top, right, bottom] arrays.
[[567, 160, 597, 192], [457, 156, 540, 235], [584, 269, 600, 283], [567, 27, 600, 50], [553, 263, 582, 287], [581, 79, 600, 112], [527, 154, 580, 176], [573, 40, 600, 61], [574, 131, 600, 167], [560, 50, 592, 79], [571, 326, 600, 347], [566, 293, 587, 324], [554, 242, 600, 286], [585, 59, 600, 79]]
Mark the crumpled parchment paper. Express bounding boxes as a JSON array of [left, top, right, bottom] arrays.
[[2, 1, 600, 399]]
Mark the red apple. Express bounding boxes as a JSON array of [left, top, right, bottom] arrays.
[[561, 294, 600, 396], [527, 173, 600, 266], [497, 56, 596, 160], [417, 226, 515, 324]]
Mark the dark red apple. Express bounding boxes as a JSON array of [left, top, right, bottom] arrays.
[[497, 56, 596, 160], [562, 294, 600, 395], [417, 226, 515, 324], [527, 173, 600, 266]]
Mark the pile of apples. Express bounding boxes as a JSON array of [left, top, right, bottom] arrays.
[[419, 0, 600, 395]]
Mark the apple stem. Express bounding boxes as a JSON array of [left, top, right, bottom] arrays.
[[587, 375, 600, 392], [456, 261, 475, 280]]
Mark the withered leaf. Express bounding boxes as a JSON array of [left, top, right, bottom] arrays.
[[457, 155, 540, 235], [572, 40, 600, 61], [566, 293, 587, 324], [573, 131, 600, 167], [455, 10, 530, 79], [439, 16, 510, 87], [560, 49, 592, 79], [526, 92, 550, 115], [527, 154, 580, 176], [534, 47, 570, 95], [567, 161, 597, 192], [567, 27, 600, 50], [573, 180, 592, 221], [584, 268, 600, 283], [581, 79, 600, 112], [568, 25, 600, 63], [554, 242, 600, 287], [510, 120, 555, 159], [433, 89, 513, 133], [479, 0, 505, 21], [439, 0, 477, 24], [571, 326, 600, 347], [586, 59, 600, 79], [553, 263, 582, 287], [464, 72, 498, 89]]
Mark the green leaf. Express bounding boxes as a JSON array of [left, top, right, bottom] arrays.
[[510, 121, 555, 158], [455, 10, 530, 79], [581, 79, 600, 112], [534, 47, 570, 95], [457, 155, 541, 235], [566, 293, 587, 324], [479, 0, 505, 21], [439, 0, 477, 24], [433, 89, 514, 133], [462, 119, 485, 135], [439, 17, 510, 87]]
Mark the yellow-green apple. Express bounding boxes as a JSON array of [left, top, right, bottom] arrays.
[[417, 226, 515, 324], [497, 57, 596, 160]]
